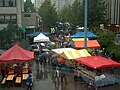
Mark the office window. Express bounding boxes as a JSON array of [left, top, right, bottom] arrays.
[[0, 0, 3, 6], [11, 14, 17, 24], [24, 14, 31, 17], [4, 0, 16, 7], [0, 14, 4, 24], [0, 14, 17, 24], [5, 14, 10, 23], [4, 0, 10, 6], [10, 0, 16, 6]]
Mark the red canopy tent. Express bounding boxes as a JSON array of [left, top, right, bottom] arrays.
[[75, 56, 120, 70], [0, 44, 34, 62]]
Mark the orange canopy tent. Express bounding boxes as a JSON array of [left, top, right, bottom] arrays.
[[74, 40, 100, 49], [0, 44, 34, 62]]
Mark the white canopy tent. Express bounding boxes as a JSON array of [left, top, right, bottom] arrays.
[[33, 33, 50, 42]]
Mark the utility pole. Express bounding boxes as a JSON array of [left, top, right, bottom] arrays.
[[84, 0, 88, 49]]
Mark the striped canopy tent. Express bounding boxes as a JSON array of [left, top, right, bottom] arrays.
[[60, 49, 91, 60], [52, 48, 75, 54]]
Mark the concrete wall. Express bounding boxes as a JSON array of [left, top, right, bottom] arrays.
[[22, 12, 37, 28]]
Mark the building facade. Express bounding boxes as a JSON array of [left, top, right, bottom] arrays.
[[0, 0, 24, 30], [105, 0, 120, 33], [22, 12, 37, 34], [105, 0, 120, 25]]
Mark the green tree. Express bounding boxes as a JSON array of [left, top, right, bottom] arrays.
[[38, 0, 58, 29], [95, 29, 115, 48], [87, 0, 108, 29], [71, 0, 84, 28], [59, 5, 72, 22], [59, 0, 84, 29], [0, 23, 20, 48], [24, 0, 35, 12], [94, 28, 120, 61]]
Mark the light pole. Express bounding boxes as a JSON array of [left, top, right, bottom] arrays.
[[84, 0, 88, 49]]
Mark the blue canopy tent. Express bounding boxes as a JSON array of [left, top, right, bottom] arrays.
[[70, 31, 97, 39], [26, 32, 50, 38]]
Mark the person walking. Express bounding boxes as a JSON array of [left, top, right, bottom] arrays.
[[74, 68, 78, 81], [26, 74, 33, 90], [61, 72, 67, 85], [61, 67, 67, 85], [54, 67, 60, 87]]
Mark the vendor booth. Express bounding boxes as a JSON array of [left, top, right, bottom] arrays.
[[33, 33, 50, 42], [0, 44, 34, 62], [52, 48, 91, 68], [73, 40, 100, 49], [70, 31, 97, 39], [75, 56, 120, 87], [0, 44, 34, 87]]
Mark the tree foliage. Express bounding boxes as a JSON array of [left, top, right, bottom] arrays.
[[59, 0, 107, 29], [24, 0, 35, 12], [59, 0, 83, 28], [87, 0, 108, 29], [59, 6, 72, 22], [93, 28, 120, 61], [71, 0, 84, 27], [38, 0, 58, 29], [0, 23, 20, 48]]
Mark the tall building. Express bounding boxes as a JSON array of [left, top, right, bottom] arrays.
[[34, 0, 76, 12], [106, 0, 120, 25], [105, 0, 120, 32], [0, 0, 24, 30]]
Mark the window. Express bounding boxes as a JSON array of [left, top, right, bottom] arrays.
[[24, 14, 31, 17], [0, 0, 3, 6], [11, 14, 17, 24], [0, 14, 17, 24], [5, 14, 10, 23], [1, 0, 16, 7], [10, 0, 16, 6], [4, 0, 10, 6], [0, 14, 4, 23]]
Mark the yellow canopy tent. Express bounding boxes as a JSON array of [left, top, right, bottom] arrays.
[[60, 49, 91, 60], [72, 38, 89, 41]]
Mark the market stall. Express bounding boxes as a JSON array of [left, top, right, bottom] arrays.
[[0, 44, 34, 86], [75, 56, 120, 87], [33, 33, 50, 42]]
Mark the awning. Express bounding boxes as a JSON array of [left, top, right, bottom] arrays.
[[75, 56, 120, 70], [60, 49, 91, 60], [52, 48, 75, 54], [72, 38, 89, 41], [0, 44, 34, 62], [74, 40, 100, 48], [71, 31, 97, 39]]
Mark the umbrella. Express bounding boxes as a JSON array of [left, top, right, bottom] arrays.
[[51, 54, 58, 57], [40, 52, 49, 57], [55, 38, 60, 42], [57, 58, 64, 62]]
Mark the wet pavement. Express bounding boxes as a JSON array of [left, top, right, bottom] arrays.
[[0, 61, 120, 90]]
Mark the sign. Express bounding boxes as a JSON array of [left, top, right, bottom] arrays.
[[21, 28, 26, 33]]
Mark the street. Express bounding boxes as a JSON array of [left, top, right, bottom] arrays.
[[0, 60, 120, 90]]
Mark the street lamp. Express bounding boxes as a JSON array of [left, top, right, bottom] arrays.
[[84, 0, 88, 49]]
